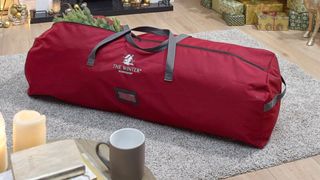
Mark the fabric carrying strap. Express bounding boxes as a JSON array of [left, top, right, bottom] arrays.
[[125, 26, 171, 53], [87, 26, 131, 66], [125, 26, 189, 81], [87, 26, 189, 81], [264, 76, 286, 112], [165, 34, 189, 81]]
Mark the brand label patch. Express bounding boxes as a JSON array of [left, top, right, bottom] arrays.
[[115, 88, 137, 104], [113, 54, 142, 75]]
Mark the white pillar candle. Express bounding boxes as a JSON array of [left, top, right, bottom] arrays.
[[13, 110, 46, 152], [52, 0, 60, 13], [36, 0, 52, 11], [0, 141, 8, 173], [0, 113, 8, 172], [0, 113, 5, 142], [0, 0, 13, 11]]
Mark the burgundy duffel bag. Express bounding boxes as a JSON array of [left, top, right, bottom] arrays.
[[25, 22, 286, 148]]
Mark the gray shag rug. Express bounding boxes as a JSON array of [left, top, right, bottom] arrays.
[[1, 29, 320, 179]]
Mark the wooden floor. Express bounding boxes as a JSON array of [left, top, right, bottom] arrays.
[[1, 0, 320, 179]]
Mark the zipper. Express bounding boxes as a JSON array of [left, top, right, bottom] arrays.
[[138, 38, 267, 72], [54, 22, 267, 72], [53, 21, 117, 33]]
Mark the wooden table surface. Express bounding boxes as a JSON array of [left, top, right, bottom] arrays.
[[7, 139, 156, 180], [75, 139, 156, 180], [1, 0, 320, 179]]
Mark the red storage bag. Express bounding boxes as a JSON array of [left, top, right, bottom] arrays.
[[25, 22, 286, 148]]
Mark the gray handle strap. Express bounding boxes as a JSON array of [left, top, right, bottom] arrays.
[[87, 26, 170, 66], [87, 25, 189, 81], [125, 26, 172, 53], [264, 76, 286, 112], [130, 26, 171, 36], [164, 34, 189, 81], [87, 26, 131, 66]]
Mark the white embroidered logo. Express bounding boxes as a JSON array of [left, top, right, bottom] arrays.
[[113, 54, 142, 75], [123, 54, 134, 66]]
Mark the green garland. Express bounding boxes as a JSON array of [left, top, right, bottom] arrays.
[[53, 3, 122, 32]]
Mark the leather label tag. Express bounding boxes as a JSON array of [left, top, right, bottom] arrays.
[[115, 88, 138, 104]]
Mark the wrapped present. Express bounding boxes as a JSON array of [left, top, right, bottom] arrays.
[[287, 0, 307, 13], [222, 13, 246, 26], [240, 0, 284, 25], [219, 0, 244, 15], [212, 0, 222, 13], [201, 0, 212, 9], [288, 10, 309, 30], [256, 12, 289, 31]]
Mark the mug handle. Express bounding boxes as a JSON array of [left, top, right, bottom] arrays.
[[95, 142, 111, 170]]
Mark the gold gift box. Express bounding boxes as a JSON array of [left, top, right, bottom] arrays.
[[0, 0, 14, 14], [256, 12, 289, 31], [212, 0, 222, 14], [239, 0, 284, 25], [287, 0, 307, 13]]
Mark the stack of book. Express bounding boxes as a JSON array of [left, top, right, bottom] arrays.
[[9, 140, 100, 180]]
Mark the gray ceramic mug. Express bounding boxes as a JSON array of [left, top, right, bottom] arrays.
[[96, 128, 145, 180]]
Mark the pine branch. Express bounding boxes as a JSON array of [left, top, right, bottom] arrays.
[[53, 3, 123, 32]]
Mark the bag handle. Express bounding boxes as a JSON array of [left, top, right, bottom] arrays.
[[88, 26, 171, 67], [87, 26, 189, 81], [87, 26, 131, 66], [264, 76, 286, 112], [165, 33, 189, 81], [125, 26, 172, 53]]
